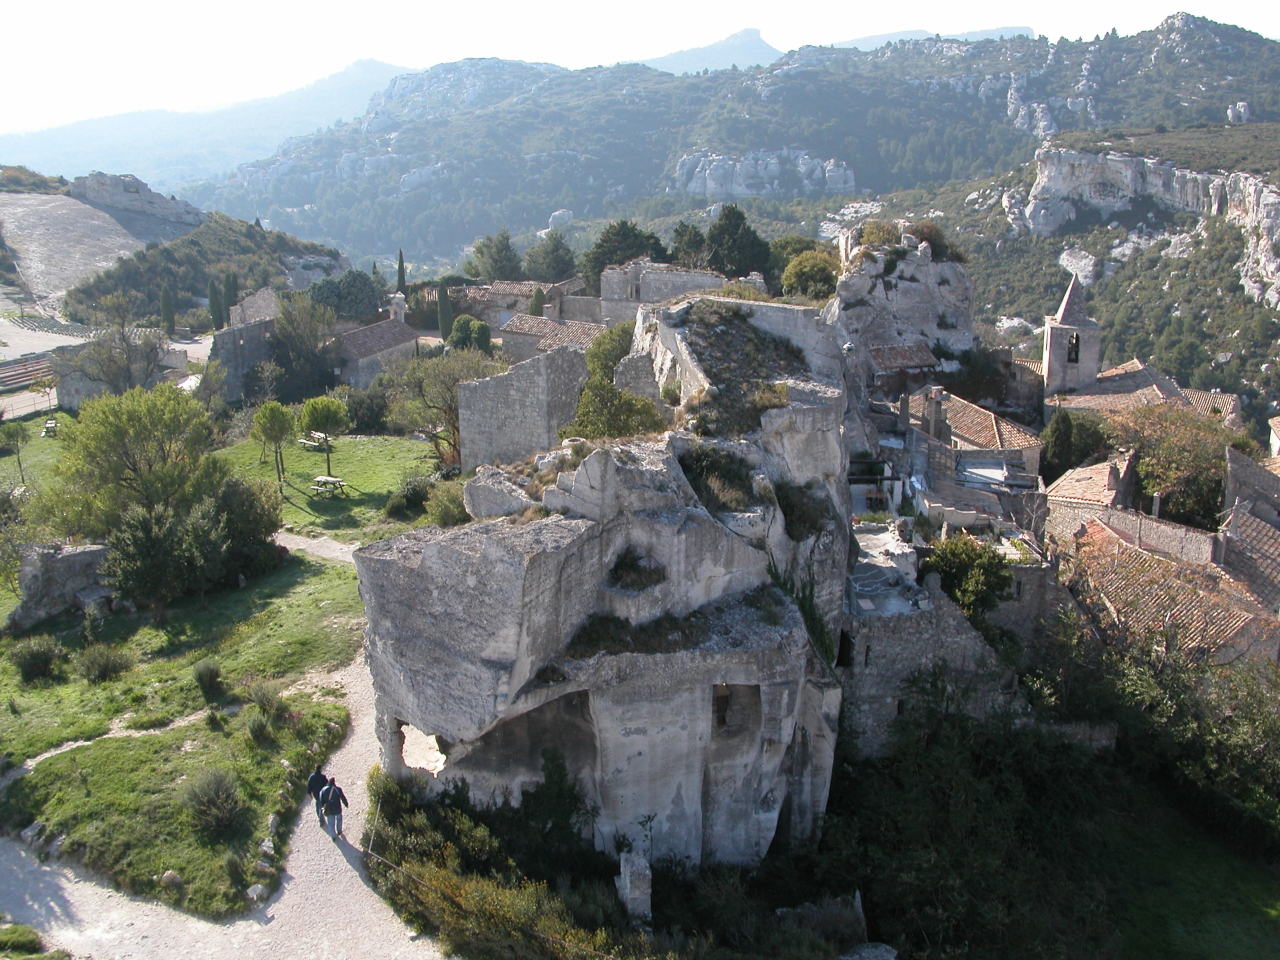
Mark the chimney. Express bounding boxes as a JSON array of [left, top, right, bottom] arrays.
[[898, 392, 910, 432], [1105, 462, 1119, 491], [927, 388, 948, 441], [1150, 492, 1162, 519]]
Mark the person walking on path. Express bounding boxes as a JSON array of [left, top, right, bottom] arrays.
[[306, 764, 328, 825], [319, 776, 349, 839]]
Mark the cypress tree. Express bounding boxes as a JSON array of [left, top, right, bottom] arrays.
[[396, 249, 407, 293], [223, 272, 238, 326], [208, 279, 224, 331], [437, 282, 455, 341], [528, 287, 546, 317], [160, 287, 175, 337]]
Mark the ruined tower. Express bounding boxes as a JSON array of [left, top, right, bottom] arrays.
[[1041, 275, 1101, 395]]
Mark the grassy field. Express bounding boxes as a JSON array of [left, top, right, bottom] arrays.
[[0, 556, 362, 765], [0, 554, 362, 916], [1, 694, 348, 918], [217, 434, 437, 543], [0, 410, 74, 491]]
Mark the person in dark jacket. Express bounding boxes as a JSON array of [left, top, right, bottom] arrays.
[[306, 765, 328, 825], [319, 776, 349, 838]]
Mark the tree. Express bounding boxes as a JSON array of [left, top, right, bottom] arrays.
[[1039, 408, 1075, 485], [1104, 404, 1252, 529], [908, 220, 964, 262], [561, 378, 665, 441], [448, 314, 476, 350], [528, 287, 547, 317], [252, 401, 295, 493], [781, 249, 840, 299], [386, 350, 507, 463], [671, 221, 707, 269], [522, 231, 577, 283], [309, 269, 381, 322], [208, 278, 224, 331], [223, 272, 239, 320], [472, 321, 492, 356], [0, 422, 31, 484], [437, 282, 455, 341], [61, 326, 170, 396], [580, 221, 668, 295], [43, 383, 227, 540], [298, 395, 351, 476], [160, 286, 175, 337], [705, 205, 769, 279], [920, 534, 1012, 622], [268, 293, 337, 402], [464, 229, 524, 281], [396, 249, 407, 293]]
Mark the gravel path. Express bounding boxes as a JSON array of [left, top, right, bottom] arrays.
[[0, 541, 442, 960]]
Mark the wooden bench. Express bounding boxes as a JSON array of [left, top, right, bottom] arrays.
[[299, 438, 321, 450]]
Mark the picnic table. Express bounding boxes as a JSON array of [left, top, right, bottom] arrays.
[[310, 475, 348, 498], [40, 419, 57, 438], [298, 431, 331, 451]]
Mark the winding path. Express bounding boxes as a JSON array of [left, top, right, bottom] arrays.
[[0, 536, 442, 960]]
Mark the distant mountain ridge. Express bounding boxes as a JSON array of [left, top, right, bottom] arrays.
[[0, 59, 407, 191], [641, 28, 783, 74], [181, 14, 1280, 266], [836, 26, 1034, 50]]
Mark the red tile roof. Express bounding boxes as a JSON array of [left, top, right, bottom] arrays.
[[1048, 358, 1242, 428], [1221, 507, 1280, 612], [500, 313, 605, 351], [335, 319, 419, 361], [909, 389, 1041, 451], [1072, 519, 1280, 663], [1045, 458, 1128, 505], [868, 341, 939, 373]]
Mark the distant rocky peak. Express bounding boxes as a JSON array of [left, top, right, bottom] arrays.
[[364, 58, 566, 130]]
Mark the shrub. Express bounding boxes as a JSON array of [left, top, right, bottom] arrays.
[[9, 636, 63, 683], [661, 380, 682, 407], [247, 711, 273, 744], [859, 219, 900, 246], [774, 481, 832, 541], [608, 547, 666, 590], [679, 445, 758, 513], [0, 923, 43, 953], [383, 473, 435, 519], [193, 659, 222, 700], [77, 644, 133, 684], [224, 850, 246, 888], [181, 767, 244, 837], [244, 681, 286, 722], [423, 480, 469, 527]]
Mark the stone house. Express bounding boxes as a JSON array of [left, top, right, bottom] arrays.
[[908, 386, 1043, 476], [865, 341, 938, 397], [498, 313, 606, 362], [598, 259, 766, 327], [333, 319, 420, 389], [208, 316, 274, 404]]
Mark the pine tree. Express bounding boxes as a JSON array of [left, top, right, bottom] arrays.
[[160, 286, 175, 337], [529, 287, 547, 317], [223, 272, 238, 326], [208, 279, 224, 331], [437, 282, 455, 341], [396, 249, 407, 293]]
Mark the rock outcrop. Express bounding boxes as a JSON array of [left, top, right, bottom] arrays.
[[1025, 145, 1280, 305], [69, 172, 206, 226], [8, 543, 109, 632], [672, 150, 856, 199]]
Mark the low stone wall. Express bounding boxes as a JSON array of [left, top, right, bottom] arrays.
[[8, 542, 109, 632], [1046, 500, 1216, 564], [458, 347, 588, 471]]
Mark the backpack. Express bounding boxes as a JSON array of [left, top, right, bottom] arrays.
[[322, 786, 341, 815]]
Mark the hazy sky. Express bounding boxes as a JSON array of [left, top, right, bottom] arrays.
[[4, 1, 1278, 135]]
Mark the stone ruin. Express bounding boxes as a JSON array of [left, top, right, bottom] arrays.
[[8, 543, 110, 632], [356, 262, 1010, 869]]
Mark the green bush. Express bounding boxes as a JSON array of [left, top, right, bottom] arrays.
[[679, 445, 758, 513], [77, 644, 133, 684], [383, 474, 435, 519], [774, 481, 832, 541], [247, 711, 273, 744], [0, 923, 43, 953], [423, 480, 468, 527], [193, 659, 222, 701], [9, 636, 64, 684], [859, 219, 900, 246], [180, 767, 244, 838], [244, 681, 286, 723]]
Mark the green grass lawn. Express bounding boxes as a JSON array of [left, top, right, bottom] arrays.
[[1, 693, 348, 918], [0, 409, 74, 491], [1111, 789, 1280, 959], [0, 555, 362, 765], [217, 434, 437, 542]]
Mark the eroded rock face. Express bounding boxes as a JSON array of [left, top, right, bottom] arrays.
[[673, 150, 855, 200], [1026, 146, 1280, 305], [70, 172, 206, 226]]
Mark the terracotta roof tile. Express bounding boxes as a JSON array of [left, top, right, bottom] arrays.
[[1046, 459, 1127, 505], [1221, 508, 1280, 611], [1073, 519, 1280, 662], [500, 313, 605, 351], [909, 389, 1041, 450], [335, 319, 419, 361], [868, 341, 939, 373], [1048, 358, 1242, 427], [1013, 358, 1043, 376]]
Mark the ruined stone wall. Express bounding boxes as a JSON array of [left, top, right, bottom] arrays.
[[208, 317, 274, 404], [1046, 500, 1216, 564], [458, 346, 587, 471], [8, 543, 109, 632], [987, 561, 1060, 643], [553, 296, 604, 324], [839, 577, 1006, 756], [50, 341, 188, 412]]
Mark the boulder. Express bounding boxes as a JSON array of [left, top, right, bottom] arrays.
[[463, 466, 536, 519]]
